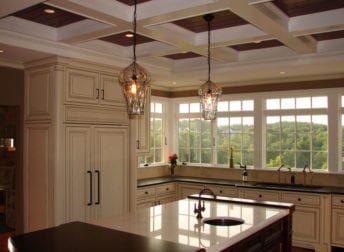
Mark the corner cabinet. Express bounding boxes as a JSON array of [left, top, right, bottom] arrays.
[[65, 126, 129, 222]]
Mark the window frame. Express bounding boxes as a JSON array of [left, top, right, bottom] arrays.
[[158, 87, 344, 173]]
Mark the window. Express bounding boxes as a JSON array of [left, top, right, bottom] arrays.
[[178, 103, 211, 164], [139, 101, 164, 166], [265, 96, 328, 169], [216, 100, 254, 166]]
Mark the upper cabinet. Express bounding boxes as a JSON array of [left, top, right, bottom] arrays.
[[24, 66, 54, 122], [135, 87, 150, 154], [65, 68, 125, 109]]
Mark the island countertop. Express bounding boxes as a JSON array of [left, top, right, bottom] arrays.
[[89, 196, 293, 251]]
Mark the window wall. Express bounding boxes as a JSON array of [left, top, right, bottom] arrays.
[[144, 88, 343, 172]]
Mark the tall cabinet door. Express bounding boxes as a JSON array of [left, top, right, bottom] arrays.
[[65, 126, 93, 222], [94, 127, 129, 219]]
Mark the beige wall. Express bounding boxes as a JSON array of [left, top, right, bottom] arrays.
[[0, 66, 24, 233]]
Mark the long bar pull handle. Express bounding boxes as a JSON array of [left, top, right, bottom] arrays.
[[87, 171, 92, 206], [95, 170, 100, 205], [96, 88, 100, 99], [101, 89, 105, 100]]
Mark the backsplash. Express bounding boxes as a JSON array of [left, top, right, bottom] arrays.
[[138, 165, 344, 188]]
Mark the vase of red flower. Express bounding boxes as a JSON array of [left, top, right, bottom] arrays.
[[168, 153, 178, 176]]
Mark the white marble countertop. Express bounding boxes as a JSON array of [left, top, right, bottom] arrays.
[[90, 197, 290, 251]]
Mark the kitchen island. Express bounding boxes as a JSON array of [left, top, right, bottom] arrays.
[[9, 196, 294, 252]]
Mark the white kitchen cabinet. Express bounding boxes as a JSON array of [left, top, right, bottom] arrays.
[[65, 68, 125, 108], [177, 183, 204, 199], [206, 185, 238, 198], [66, 125, 129, 222], [137, 183, 176, 208], [332, 195, 344, 248], [24, 57, 130, 232], [135, 87, 151, 153], [240, 188, 279, 201]]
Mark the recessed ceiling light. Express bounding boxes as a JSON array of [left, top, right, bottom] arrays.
[[125, 33, 134, 38], [44, 9, 55, 14], [280, 71, 286, 75], [172, 81, 176, 85], [0, 50, 4, 53]]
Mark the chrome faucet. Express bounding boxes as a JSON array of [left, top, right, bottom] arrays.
[[302, 164, 312, 185], [277, 164, 292, 184], [194, 188, 216, 219], [277, 164, 291, 172], [302, 164, 312, 173]]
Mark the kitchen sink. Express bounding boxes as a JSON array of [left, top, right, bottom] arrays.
[[253, 182, 322, 190], [202, 217, 244, 226]]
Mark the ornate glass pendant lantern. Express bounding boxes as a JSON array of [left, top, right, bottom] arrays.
[[198, 14, 222, 120], [119, 0, 150, 115]]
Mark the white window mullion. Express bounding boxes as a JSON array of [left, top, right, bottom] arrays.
[[328, 91, 340, 172], [254, 97, 263, 168]]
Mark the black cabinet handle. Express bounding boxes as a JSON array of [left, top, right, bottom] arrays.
[[95, 170, 100, 205], [87, 171, 92, 206], [101, 89, 104, 100], [298, 198, 301, 202], [341, 199, 344, 203], [259, 194, 262, 198], [96, 88, 99, 99], [145, 191, 148, 194]]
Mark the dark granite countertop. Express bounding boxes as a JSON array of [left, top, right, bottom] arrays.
[[137, 176, 344, 195], [9, 221, 202, 252]]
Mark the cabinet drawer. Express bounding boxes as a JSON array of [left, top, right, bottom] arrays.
[[244, 189, 279, 201], [137, 187, 156, 200], [332, 195, 344, 207], [156, 183, 175, 196], [208, 186, 238, 197], [281, 192, 320, 206]]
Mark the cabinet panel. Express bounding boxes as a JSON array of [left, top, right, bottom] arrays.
[[243, 189, 279, 201], [292, 206, 320, 243], [24, 125, 53, 231], [25, 67, 52, 121], [281, 192, 320, 206], [66, 69, 99, 105], [65, 126, 92, 222], [207, 185, 238, 198], [332, 196, 344, 207], [100, 74, 125, 107], [66, 126, 129, 222], [94, 127, 129, 219], [332, 208, 344, 246], [178, 183, 204, 199], [137, 187, 156, 200], [156, 183, 176, 196]]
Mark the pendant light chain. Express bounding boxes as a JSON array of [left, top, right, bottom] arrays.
[[207, 17, 211, 82], [133, 0, 137, 69]]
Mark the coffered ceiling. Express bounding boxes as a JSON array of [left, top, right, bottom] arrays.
[[0, 0, 343, 91]]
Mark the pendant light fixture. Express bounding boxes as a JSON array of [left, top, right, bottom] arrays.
[[119, 0, 150, 116], [198, 14, 222, 120]]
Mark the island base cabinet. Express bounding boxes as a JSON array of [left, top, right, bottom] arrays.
[[332, 195, 344, 249], [66, 125, 129, 222]]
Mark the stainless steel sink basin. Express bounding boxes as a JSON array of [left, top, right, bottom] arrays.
[[202, 217, 244, 226], [254, 182, 322, 190]]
